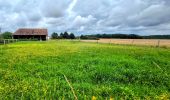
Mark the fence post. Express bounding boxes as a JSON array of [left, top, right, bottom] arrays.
[[131, 39, 134, 45], [109, 40, 112, 44], [157, 40, 160, 47], [4, 40, 5, 45]]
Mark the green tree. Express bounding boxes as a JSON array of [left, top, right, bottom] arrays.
[[80, 35, 88, 39], [51, 32, 58, 39], [63, 31, 69, 39], [2, 32, 12, 39], [60, 33, 64, 39], [70, 33, 75, 39]]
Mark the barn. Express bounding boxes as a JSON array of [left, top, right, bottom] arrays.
[[13, 28, 48, 41]]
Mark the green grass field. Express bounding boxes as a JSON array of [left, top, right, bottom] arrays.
[[0, 40, 170, 99]]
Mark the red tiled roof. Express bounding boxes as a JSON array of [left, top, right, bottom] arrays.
[[13, 28, 48, 35]]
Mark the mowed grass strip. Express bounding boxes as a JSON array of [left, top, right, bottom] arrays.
[[0, 40, 170, 99]]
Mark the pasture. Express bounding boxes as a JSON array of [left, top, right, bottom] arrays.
[[0, 40, 170, 99]]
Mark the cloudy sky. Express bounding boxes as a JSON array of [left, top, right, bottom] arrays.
[[0, 0, 170, 35]]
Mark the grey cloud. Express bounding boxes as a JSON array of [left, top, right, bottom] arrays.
[[137, 5, 170, 26], [40, 0, 71, 18], [45, 18, 65, 26]]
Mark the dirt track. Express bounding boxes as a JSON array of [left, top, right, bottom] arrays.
[[81, 39, 170, 47]]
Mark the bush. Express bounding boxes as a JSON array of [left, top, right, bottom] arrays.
[[2, 32, 12, 39]]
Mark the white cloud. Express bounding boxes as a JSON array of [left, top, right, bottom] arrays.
[[67, 0, 77, 16], [72, 15, 96, 27]]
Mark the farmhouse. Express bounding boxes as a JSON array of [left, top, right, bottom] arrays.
[[13, 28, 48, 41]]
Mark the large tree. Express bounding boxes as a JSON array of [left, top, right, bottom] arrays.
[[70, 33, 75, 39], [51, 32, 58, 39], [59, 33, 64, 39], [63, 31, 69, 39], [2, 32, 12, 39]]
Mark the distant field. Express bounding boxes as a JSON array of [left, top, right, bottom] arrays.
[[81, 39, 170, 47], [0, 40, 170, 99]]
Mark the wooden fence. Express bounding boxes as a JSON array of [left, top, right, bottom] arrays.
[[0, 39, 18, 45]]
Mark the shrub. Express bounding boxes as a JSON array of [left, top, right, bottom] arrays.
[[2, 32, 12, 39]]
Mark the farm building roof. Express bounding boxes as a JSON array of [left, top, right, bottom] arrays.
[[13, 28, 48, 35]]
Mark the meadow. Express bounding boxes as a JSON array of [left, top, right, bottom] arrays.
[[0, 40, 170, 99]]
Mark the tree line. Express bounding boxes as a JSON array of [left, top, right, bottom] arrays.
[[80, 34, 170, 39], [143, 35, 170, 39], [1, 31, 170, 40], [51, 31, 75, 39]]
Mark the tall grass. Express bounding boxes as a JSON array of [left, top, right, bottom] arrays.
[[0, 40, 169, 99]]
